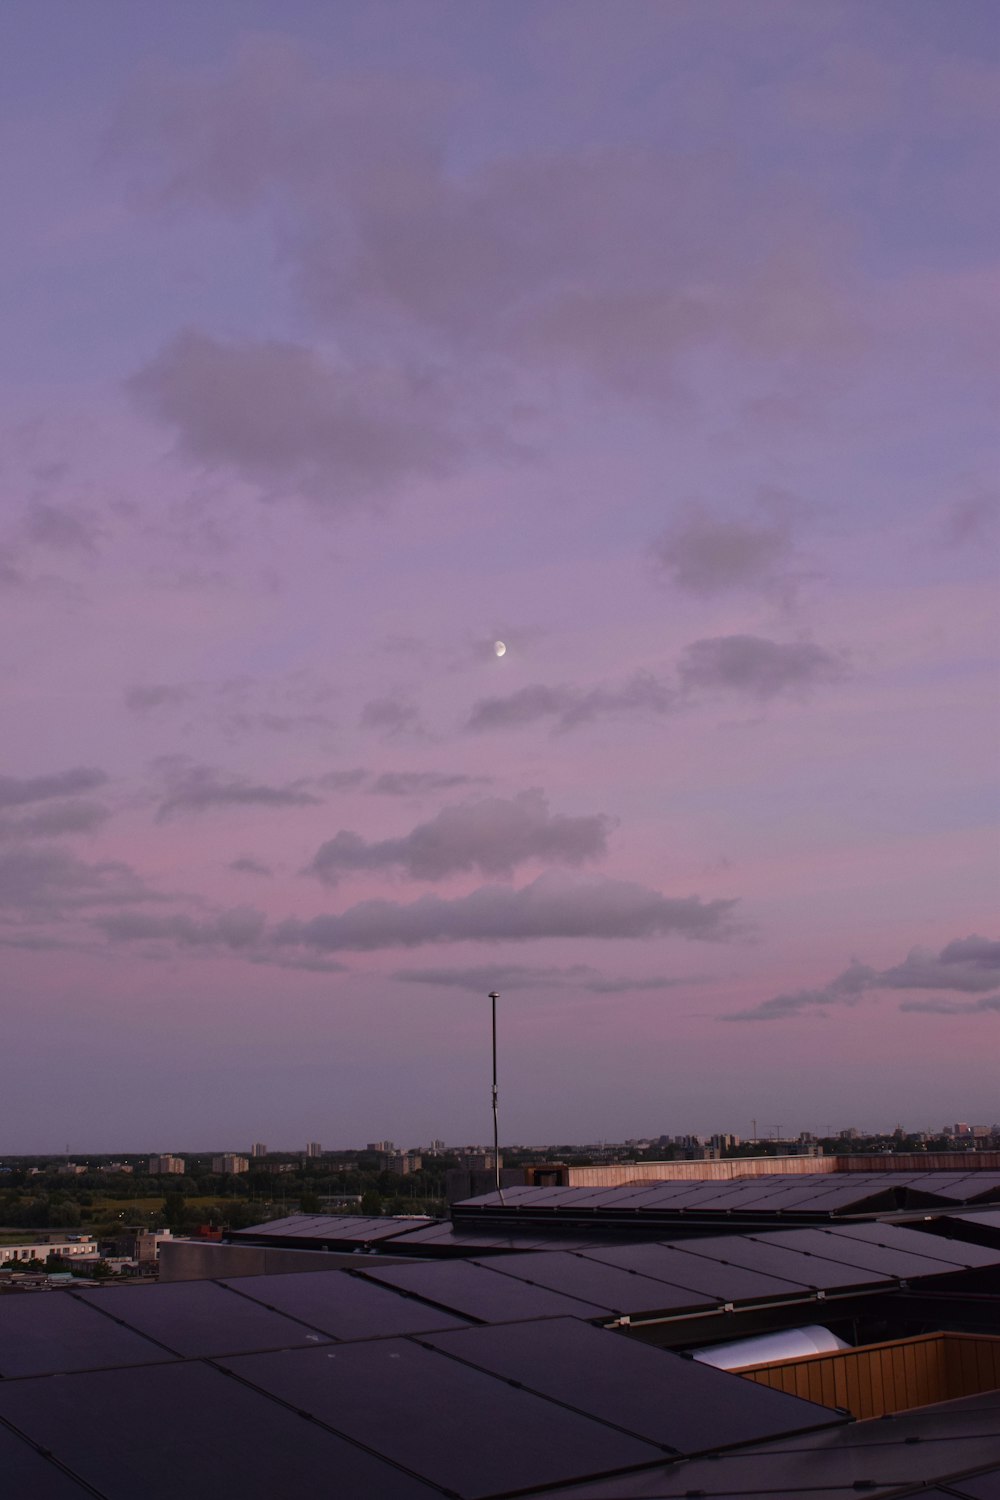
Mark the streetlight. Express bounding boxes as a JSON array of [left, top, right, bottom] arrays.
[[488, 991, 502, 1200]]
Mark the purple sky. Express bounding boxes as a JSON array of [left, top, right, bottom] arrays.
[[1, 1, 997, 1152]]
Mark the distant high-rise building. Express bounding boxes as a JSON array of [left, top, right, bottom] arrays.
[[378, 1151, 422, 1174], [148, 1154, 184, 1175], [306, 1141, 322, 1158], [251, 1142, 267, 1157], [212, 1154, 249, 1175], [367, 1141, 394, 1153]]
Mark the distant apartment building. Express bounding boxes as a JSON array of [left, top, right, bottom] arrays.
[[251, 1142, 268, 1158], [96, 1162, 134, 1175], [378, 1152, 422, 1174], [57, 1162, 87, 1175], [367, 1141, 394, 1153], [212, 1154, 249, 1175], [458, 1151, 501, 1172], [710, 1134, 741, 1151], [148, 1154, 184, 1175], [305, 1142, 323, 1158]]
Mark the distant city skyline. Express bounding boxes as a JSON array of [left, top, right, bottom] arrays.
[[0, 1, 996, 1151]]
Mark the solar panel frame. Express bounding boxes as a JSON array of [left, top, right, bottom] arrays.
[[221, 1267, 471, 1339], [219, 1337, 665, 1498], [72, 1280, 334, 1358], [0, 1421, 97, 1497], [358, 1258, 611, 1322], [0, 1358, 441, 1499], [473, 1250, 719, 1316], [0, 1289, 176, 1377], [421, 1318, 843, 1455], [578, 1241, 814, 1302], [659, 1233, 891, 1291]]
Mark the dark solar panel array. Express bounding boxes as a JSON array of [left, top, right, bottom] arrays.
[[219, 1338, 665, 1498], [0, 1288, 174, 1377], [0, 1358, 439, 1499], [358, 1257, 611, 1321], [515, 1388, 1000, 1498], [420, 1317, 838, 1454], [472, 1249, 718, 1316], [73, 1279, 333, 1358], [2, 1224, 999, 1500], [221, 1267, 471, 1339], [235, 1212, 433, 1244], [456, 1172, 1000, 1223], [0, 1421, 96, 1498]]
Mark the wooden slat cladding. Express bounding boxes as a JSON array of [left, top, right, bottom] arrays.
[[741, 1331, 1000, 1419]]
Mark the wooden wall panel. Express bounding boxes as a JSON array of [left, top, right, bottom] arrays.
[[740, 1333, 1000, 1419]]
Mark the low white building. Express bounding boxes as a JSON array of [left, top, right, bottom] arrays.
[[0, 1235, 98, 1267]]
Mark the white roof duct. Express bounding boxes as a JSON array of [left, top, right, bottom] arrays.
[[690, 1324, 850, 1371]]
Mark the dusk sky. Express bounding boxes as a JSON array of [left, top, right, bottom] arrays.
[[1, 1, 997, 1153]]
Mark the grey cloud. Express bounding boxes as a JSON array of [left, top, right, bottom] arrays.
[[0, 847, 153, 915], [155, 761, 321, 820], [678, 635, 846, 699], [727, 934, 1000, 1021], [724, 962, 876, 1022], [370, 771, 485, 796], [273, 870, 737, 952], [393, 962, 700, 993], [245, 951, 348, 975], [0, 768, 108, 810], [317, 769, 368, 791], [229, 856, 273, 877], [653, 508, 794, 596], [129, 330, 462, 505], [900, 993, 1000, 1016], [95, 905, 348, 973], [25, 503, 100, 554], [0, 801, 111, 841], [360, 697, 421, 736], [307, 790, 611, 885], [125, 683, 194, 713], [880, 936, 1000, 994], [467, 672, 675, 734], [98, 906, 266, 948], [114, 41, 855, 394]]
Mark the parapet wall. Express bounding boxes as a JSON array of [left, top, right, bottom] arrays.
[[556, 1151, 1000, 1189]]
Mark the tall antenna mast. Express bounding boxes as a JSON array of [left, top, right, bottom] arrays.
[[488, 991, 502, 1201]]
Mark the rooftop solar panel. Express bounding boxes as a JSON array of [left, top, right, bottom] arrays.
[[359, 1258, 609, 1322], [421, 1318, 842, 1455], [515, 1388, 1000, 1497], [475, 1250, 717, 1316], [947, 1470, 1000, 1494], [222, 1267, 470, 1339], [393, 1221, 614, 1251], [220, 1337, 664, 1498], [0, 1422, 95, 1497], [580, 1241, 813, 1302], [0, 1358, 441, 1499], [236, 1213, 426, 1242], [942, 1471, 1000, 1499], [0, 1289, 174, 1377], [744, 1227, 964, 1279], [73, 1280, 333, 1358], [815, 1222, 1000, 1270], [674, 1233, 890, 1291]]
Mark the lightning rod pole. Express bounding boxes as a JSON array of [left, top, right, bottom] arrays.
[[489, 991, 502, 1200]]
